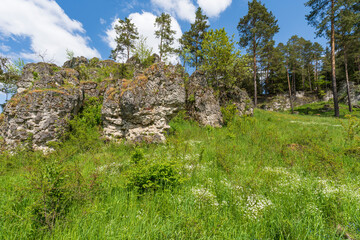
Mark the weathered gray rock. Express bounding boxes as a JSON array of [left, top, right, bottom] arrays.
[[322, 90, 333, 102], [260, 92, 318, 111], [220, 87, 254, 116], [17, 63, 58, 93], [62, 56, 89, 69], [102, 63, 186, 143], [1, 63, 83, 152], [186, 71, 223, 127], [339, 82, 360, 106]]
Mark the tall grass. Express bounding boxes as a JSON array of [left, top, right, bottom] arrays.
[[0, 108, 359, 239]]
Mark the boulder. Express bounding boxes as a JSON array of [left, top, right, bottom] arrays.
[[339, 82, 360, 106], [102, 63, 186, 143], [1, 63, 83, 152], [62, 56, 89, 69], [261, 92, 318, 111], [186, 71, 223, 127], [220, 87, 254, 116], [17, 62, 59, 93]]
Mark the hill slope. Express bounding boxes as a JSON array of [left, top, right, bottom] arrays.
[[1, 109, 359, 239]]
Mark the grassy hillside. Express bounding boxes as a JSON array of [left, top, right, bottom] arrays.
[[1, 106, 360, 239]]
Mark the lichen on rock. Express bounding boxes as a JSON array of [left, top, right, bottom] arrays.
[[186, 71, 223, 127], [102, 62, 186, 143], [1, 62, 83, 152]]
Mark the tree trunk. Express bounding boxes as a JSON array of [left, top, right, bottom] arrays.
[[344, 47, 352, 112], [308, 67, 312, 91], [315, 59, 318, 90], [286, 64, 294, 114], [253, 47, 257, 107], [253, 37, 257, 107], [292, 69, 296, 94], [159, 37, 163, 62], [331, 0, 340, 117], [302, 69, 305, 90]]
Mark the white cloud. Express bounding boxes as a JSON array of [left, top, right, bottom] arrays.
[[100, 18, 106, 25], [197, 0, 232, 18], [0, 43, 10, 52], [0, 0, 101, 65], [105, 12, 182, 64], [151, 0, 196, 22]]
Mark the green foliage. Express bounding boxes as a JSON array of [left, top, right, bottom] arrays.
[[179, 7, 209, 70], [221, 103, 238, 126], [2, 107, 360, 239], [27, 155, 100, 233], [64, 97, 103, 153], [66, 49, 74, 60], [127, 153, 183, 193], [111, 17, 139, 61], [32, 71, 39, 80], [342, 115, 360, 142], [0, 56, 22, 101], [201, 28, 241, 90], [237, 0, 279, 105], [155, 13, 176, 62], [131, 35, 153, 65], [89, 57, 100, 67]]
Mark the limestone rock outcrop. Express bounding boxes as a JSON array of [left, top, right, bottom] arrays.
[[0, 63, 83, 151], [102, 63, 186, 143], [260, 92, 318, 111], [220, 87, 254, 116], [62, 56, 89, 69], [339, 82, 360, 106], [186, 71, 223, 127]]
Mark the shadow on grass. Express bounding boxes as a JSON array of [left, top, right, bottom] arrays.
[[292, 101, 360, 119]]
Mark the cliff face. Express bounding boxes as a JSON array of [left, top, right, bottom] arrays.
[[102, 63, 186, 143], [0, 57, 255, 152], [0, 63, 83, 152]]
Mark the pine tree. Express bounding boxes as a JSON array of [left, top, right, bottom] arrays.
[[180, 7, 209, 70], [336, 0, 360, 112], [306, 0, 340, 117], [111, 18, 139, 62], [312, 42, 324, 91], [155, 13, 176, 62], [278, 43, 294, 114], [238, 0, 279, 107]]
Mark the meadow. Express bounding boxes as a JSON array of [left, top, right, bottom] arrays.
[[0, 101, 359, 239]]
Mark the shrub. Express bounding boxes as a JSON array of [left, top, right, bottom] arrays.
[[62, 97, 103, 152], [126, 155, 184, 193], [27, 156, 100, 232], [221, 102, 238, 126]]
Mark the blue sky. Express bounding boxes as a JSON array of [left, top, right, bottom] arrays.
[[0, 0, 327, 104]]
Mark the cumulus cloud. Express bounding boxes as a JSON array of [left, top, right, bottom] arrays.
[[105, 12, 182, 64], [151, 0, 196, 22], [0, 43, 10, 52], [197, 0, 232, 18], [0, 0, 100, 65]]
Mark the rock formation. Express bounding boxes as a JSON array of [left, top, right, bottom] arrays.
[[220, 87, 254, 116], [339, 82, 360, 107], [102, 63, 186, 143], [260, 91, 319, 111], [0, 63, 83, 151], [0, 56, 257, 152], [186, 71, 223, 127]]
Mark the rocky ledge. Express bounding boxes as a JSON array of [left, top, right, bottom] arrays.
[[0, 56, 255, 152]]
